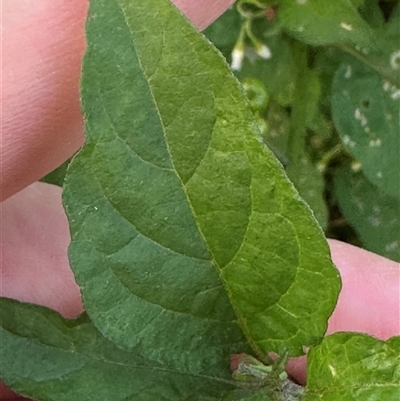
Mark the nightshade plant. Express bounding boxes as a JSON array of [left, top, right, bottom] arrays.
[[1, 0, 399, 400]]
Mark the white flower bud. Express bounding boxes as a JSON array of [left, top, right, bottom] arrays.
[[231, 48, 244, 71], [256, 45, 272, 60]]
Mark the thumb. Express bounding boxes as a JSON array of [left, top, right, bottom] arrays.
[[287, 239, 400, 384], [1, 0, 234, 201], [327, 239, 399, 339]]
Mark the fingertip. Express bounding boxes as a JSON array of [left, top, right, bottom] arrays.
[[1, 182, 83, 319], [327, 239, 400, 339], [1, 0, 88, 201], [171, 0, 235, 30], [0, 381, 31, 401], [1, 0, 234, 201], [286, 355, 307, 385]]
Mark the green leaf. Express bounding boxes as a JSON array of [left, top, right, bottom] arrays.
[[63, 0, 340, 367], [278, 0, 377, 50], [332, 59, 400, 199], [334, 167, 400, 262], [40, 159, 70, 187], [339, 0, 399, 88], [0, 298, 271, 401], [386, 2, 400, 38], [303, 333, 400, 400]]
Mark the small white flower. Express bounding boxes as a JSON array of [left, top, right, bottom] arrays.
[[256, 45, 272, 60], [351, 161, 362, 172], [390, 50, 400, 70], [231, 48, 244, 71]]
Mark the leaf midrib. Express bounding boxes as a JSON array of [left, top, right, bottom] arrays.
[[116, 0, 247, 278]]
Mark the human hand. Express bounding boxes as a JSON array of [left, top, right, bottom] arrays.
[[1, 0, 399, 399], [1, 0, 235, 202]]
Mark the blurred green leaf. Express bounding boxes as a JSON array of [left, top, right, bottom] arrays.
[[386, 2, 400, 38], [278, 0, 377, 50], [359, 0, 385, 28], [286, 47, 328, 229], [287, 158, 327, 230], [264, 102, 291, 165], [341, 0, 399, 87], [334, 166, 400, 262], [303, 333, 400, 400], [332, 59, 400, 199]]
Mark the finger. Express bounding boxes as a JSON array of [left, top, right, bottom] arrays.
[[1, 0, 234, 202], [0, 383, 30, 401], [1, 0, 88, 201], [287, 239, 400, 384], [172, 0, 236, 30], [0, 182, 83, 318], [327, 239, 399, 338]]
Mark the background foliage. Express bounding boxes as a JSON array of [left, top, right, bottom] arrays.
[[204, 0, 400, 262]]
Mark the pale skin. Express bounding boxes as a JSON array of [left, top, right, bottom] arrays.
[[1, 0, 399, 399]]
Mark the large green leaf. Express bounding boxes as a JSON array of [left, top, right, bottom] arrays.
[[332, 59, 400, 199], [303, 333, 400, 400], [63, 0, 340, 368], [334, 167, 400, 262], [0, 298, 275, 401], [278, 0, 377, 50]]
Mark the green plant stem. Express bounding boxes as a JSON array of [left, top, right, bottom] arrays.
[[317, 144, 345, 173], [237, 0, 267, 18]]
